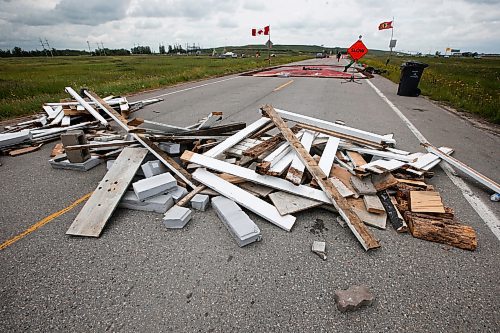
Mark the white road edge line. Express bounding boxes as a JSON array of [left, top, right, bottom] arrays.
[[149, 76, 240, 99], [366, 79, 500, 242]]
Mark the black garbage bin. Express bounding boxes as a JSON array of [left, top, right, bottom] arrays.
[[397, 61, 428, 97]]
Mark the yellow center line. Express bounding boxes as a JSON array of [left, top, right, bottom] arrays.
[[0, 192, 92, 251], [273, 79, 294, 92]]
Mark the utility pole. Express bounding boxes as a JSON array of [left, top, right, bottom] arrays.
[[86, 41, 92, 55], [101, 42, 106, 56], [39, 38, 48, 57], [45, 38, 54, 57], [96, 42, 101, 56]]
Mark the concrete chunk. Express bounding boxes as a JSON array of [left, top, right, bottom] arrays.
[[120, 191, 174, 213], [133, 173, 177, 200], [141, 159, 168, 178], [311, 241, 327, 260], [49, 154, 102, 171], [211, 196, 262, 247], [169, 186, 188, 203], [61, 130, 90, 163], [190, 194, 209, 211], [163, 205, 192, 228], [334, 285, 374, 312], [159, 142, 181, 155]]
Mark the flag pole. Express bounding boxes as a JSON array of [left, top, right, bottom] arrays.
[[268, 25, 271, 66], [389, 17, 394, 63]]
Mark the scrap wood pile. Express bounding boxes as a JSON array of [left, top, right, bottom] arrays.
[[0, 86, 162, 157], [5, 87, 498, 252]]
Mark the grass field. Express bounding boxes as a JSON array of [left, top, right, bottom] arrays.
[[0, 55, 310, 120], [361, 55, 500, 123]]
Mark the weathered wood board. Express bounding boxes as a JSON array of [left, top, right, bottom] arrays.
[[66, 147, 148, 237], [410, 191, 446, 214], [269, 191, 323, 215]]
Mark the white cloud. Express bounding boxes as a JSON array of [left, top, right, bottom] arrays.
[[0, 0, 499, 53]]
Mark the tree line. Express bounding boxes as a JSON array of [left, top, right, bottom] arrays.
[[0, 46, 131, 58]]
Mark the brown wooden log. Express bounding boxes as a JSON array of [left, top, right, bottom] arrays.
[[404, 212, 477, 251]]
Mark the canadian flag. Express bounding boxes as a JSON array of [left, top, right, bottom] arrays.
[[252, 26, 270, 36]]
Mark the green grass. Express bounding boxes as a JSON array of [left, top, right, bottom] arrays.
[[361, 55, 500, 123], [0, 54, 310, 120]]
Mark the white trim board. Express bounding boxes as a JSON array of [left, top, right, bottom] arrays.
[[181, 151, 332, 204], [193, 168, 296, 231]]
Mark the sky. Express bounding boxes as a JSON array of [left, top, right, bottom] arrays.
[[1, 0, 499, 54]]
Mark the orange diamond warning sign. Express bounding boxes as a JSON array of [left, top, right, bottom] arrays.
[[347, 40, 368, 61]]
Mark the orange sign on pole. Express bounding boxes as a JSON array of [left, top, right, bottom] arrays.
[[347, 40, 368, 61]]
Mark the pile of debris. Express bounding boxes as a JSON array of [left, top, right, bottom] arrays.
[[4, 88, 499, 252], [0, 87, 161, 157]]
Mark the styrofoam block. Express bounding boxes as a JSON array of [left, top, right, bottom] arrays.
[[106, 160, 115, 170], [159, 142, 181, 155], [119, 191, 174, 213], [141, 159, 168, 178], [190, 194, 209, 211], [169, 186, 188, 203], [133, 172, 177, 200], [211, 196, 262, 247], [163, 205, 192, 228]]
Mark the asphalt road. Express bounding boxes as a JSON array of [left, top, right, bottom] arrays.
[[1, 58, 499, 332]]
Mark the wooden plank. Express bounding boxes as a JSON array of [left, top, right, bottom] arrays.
[[422, 143, 500, 193], [267, 149, 295, 176], [64, 141, 135, 151], [346, 151, 367, 168], [180, 151, 331, 204], [350, 176, 377, 195], [285, 130, 315, 185], [197, 112, 223, 129], [396, 178, 428, 188], [192, 168, 296, 231], [329, 177, 355, 198], [360, 159, 406, 172], [410, 191, 446, 213], [270, 108, 395, 145], [330, 165, 358, 196], [65, 87, 108, 126], [405, 212, 477, 251], [348, 198, 387, 230], [347, 147, 415, 162], [64, 109, 90, 116], [66, 147, 148, 237], [378, 191, 407, 232], [268, 191, 322, 215], [363, 195, 385, 214], [239, 182, 274, 197], [317, 136, 340, 174], [134, 134, 195, 189], [204, 118, 271, 158], [372, 172, 398, 191], [83, 90, 128, 131], [243, 126, 300, 158], [8, 144, 42, 157], [261, 105, 380, 250]]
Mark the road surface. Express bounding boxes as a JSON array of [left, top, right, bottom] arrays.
[[1, 58, 499, 332]]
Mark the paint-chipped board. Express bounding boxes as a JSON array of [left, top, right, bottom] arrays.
[[349, 198, 387, 230], [329, 177, 355, 198], [330, 165, 358, 197], [372, 172, 398, 191], [346, 151, 367, 168], [285, 130, 316, 185], [239, 182, 274, 197], [269, 191, 323, 215], [66, 147, 148, 237], [362, 195, 386, 214], [350, 175, 377, 195], [193, 168, 296, 231], [318, 136, 340, 175]]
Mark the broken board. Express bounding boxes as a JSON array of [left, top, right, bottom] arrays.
[[66, 147, 148, 237], [268, 191, 323, 215], [410, 191, 446, 214]]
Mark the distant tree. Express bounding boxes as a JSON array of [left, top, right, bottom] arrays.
[[12, 46, 22, 57], [435, 51, 441, 56], [168, 45, 173, 54]]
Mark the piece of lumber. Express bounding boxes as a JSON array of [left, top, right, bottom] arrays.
[[409, 191, 446, 214], [268, 191, 322, 215], [176, 185, 206, 207], [197, 112, 223, 129], [8, 144, 42, 157], [64, 141, 135, 151], [134, 134, 195, 189], [377, 190, 407, 232], [204, 118, 271, 158], [239, 182, 274, 197], [63, 109, 90, 116], [51, 143, 64, 157], [269, 108, 395, 145], [192, 168, 296, 231], [261, 105, 380, 250], [330, 165, 358, 197], [285, 130, 315, 185], [66, 147, 148, 237], [422, 143, 500, 193], [243, 126, 300, 158], [83, 90, 128, 131], [404, 212, 477, 250], [329, 177, 355, 198], [350, 176, 377, 195], [396, 178, 428, 188], [347, 147, 416, 162], [346, 151, 367, 168], [363, 195, 385, 214], [65, 87, 108, 126], [348, 198, 387, 230], [180, 151, 331, 204], [318, 136, 340, 174], [372, 172, 398, 191]]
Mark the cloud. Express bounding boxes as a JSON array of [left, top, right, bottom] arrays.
[[129, 0, 239, 19]]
